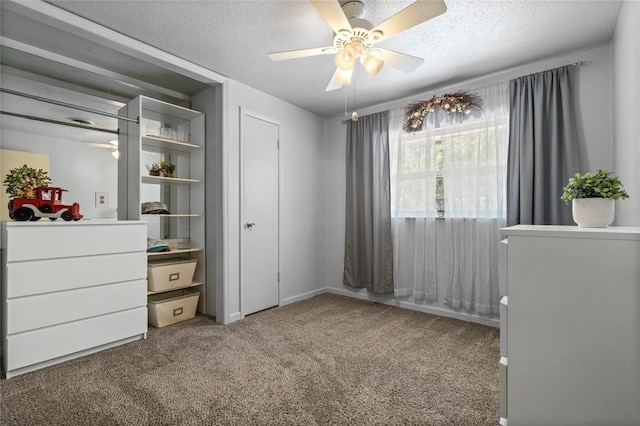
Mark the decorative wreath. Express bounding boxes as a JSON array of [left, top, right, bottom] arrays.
[[403, 91, 483, 132]]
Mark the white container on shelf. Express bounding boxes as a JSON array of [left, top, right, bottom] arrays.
[[148, 289, 199, 327], [147, 258, 197, 292]]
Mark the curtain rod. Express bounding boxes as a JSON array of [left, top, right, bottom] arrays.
[[0, 110, 119, 134], [513, 60, 586, 82], [0, 88, 138, 124]]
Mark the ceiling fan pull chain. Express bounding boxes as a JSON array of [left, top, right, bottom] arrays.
[[344, 84, 348, 117], [351, 76, 358, 122]]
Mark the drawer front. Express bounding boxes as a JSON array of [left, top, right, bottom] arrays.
[[500, 296, 508, 358], [6, 252, 147, 298], [6, 222, 146, 261], [7, 280, 147, 334], [499, 239, 508, 296], [6, 307, 147, 371], [500, 357, 508, 420]]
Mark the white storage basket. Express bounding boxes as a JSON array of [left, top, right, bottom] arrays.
[[148, 289, 199, 327], [147, 258, 197, 292]]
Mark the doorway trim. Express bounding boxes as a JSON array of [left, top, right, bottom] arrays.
[[239, 107, 281, 318]]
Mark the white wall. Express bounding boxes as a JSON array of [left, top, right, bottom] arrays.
[[325, 44, 614, 326], [612, 0, 640, 227], [1, 129, 118, 220], [222, 79, 328, 323]]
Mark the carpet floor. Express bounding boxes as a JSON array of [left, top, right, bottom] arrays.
[[0, 293, 500, 425]]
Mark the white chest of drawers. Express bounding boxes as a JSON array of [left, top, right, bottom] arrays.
[[500, 225, 640, 425], [1, 220, 148, 378]]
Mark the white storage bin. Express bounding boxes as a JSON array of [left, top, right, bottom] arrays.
[[148, 289, 199, 327], [147, 258, 197, 292]]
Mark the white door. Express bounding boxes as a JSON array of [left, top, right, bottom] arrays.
[[241, 112, 279, 316]]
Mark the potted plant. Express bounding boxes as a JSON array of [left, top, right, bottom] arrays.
[[146, 162, 162, 176], [3, 164, 52, 198], [159, 160, 176, 178], [561, 169, 629, 228]]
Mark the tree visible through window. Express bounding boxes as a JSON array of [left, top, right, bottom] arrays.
[[391, 116, 508, 218]]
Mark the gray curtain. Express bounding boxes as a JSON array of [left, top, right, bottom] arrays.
[[507, 65, 580, 226], [344, 111, 394, 294]]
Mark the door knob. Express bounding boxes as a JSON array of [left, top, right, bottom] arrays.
[[246, 221, 256, 229]]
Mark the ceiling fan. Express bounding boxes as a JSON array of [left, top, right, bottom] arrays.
[[268, 0, 447, 91], [83, 139, 120, 158]]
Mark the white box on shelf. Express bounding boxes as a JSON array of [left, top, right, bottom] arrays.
[[147, 258, 197, 292], [148, 289, 199, 327]]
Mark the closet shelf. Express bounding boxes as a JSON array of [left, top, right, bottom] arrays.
[[147, 281, 203, 295], [147, 248, 203, 257], [141, 135, 202, 153], [140, 213, 202, 218], [141, 175, 202, 185]]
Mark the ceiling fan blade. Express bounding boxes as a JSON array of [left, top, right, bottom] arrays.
[[371, 0, 447, 42], [268, 47, 335, 61], [325, 68, 344, 92], [83, 142, 115, 149], [376, 49, 424, 73], [309, 0, 352, 35]]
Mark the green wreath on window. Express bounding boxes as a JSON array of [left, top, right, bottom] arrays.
[[403, 91, 483, 133]]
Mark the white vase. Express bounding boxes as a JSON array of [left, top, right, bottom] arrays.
[[572, 198, 615, 228]]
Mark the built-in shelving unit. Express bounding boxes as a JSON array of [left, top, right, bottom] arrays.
[[118, 95, 207, 314]]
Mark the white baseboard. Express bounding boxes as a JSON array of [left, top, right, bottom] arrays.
[[281, 288, 328, 306], [324, 287, 499, 328], [232, 287, 499, 328], [226, 311, 243, 324]]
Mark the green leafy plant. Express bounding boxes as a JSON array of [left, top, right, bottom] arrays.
[[561, 169, 629, 204], [145, 162, 162, 173], [3, 164, 52, 198], [159, 160, 176, 178]]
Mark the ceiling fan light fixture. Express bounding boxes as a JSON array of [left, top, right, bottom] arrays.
[[335, 68, 353, 85], [349, 39, 365, 55], [362, 54, 384, 77], [335, 47, 357, 70]]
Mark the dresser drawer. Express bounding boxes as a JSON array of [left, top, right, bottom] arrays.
[[6, 280, 147, 334], [6, 252, 147, 298], [5, 222, 146, 261], [5, 307, 147, 371], [500, 357, 508, 420], [499, 239, 508, 296], [500, 296, 508, 358]]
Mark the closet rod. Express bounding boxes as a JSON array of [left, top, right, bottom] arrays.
[[0, 88, 138, 124], [0, 111, 119, 134]]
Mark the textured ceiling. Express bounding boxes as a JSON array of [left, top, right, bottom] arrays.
[[39, 1, 624, 117]]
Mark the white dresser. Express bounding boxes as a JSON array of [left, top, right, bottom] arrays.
[[1, 220, 148, 379], [500, 225, 640, 425]]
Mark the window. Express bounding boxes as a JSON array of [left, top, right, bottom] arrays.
[[391, 114, 508, 218]]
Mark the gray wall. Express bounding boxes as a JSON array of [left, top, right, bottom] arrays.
[[612, 0, 640, 227], [221, 79, 328, 324]]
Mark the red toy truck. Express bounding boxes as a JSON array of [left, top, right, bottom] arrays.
[[8, 186, 83, 221]]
